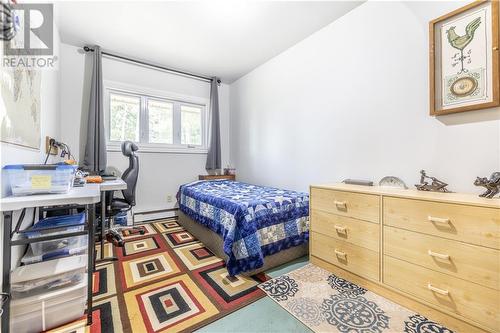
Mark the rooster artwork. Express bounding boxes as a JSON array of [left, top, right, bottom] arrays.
[[446, 17, 481, 74], [431, 1, 499, 115], [445, 16, 482, 101]]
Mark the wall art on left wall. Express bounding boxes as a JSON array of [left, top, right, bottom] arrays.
[[0, 66, 42, 149]]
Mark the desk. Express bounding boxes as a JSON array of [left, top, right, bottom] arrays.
[[99, 178, 127, 192], [0, 185, 100, 211], [98, 179, 127, 263], [0, 185, 100, 333]]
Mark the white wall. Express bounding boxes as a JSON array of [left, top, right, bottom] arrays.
[[1, 39, 61, 187], [0, 27, 62, 270], [229, 1, 500, 194], [59, 43, 231, 216]]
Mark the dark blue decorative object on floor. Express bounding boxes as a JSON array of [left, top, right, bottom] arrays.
[[404, 314, 455, 333], [259, 275, 299, 301]]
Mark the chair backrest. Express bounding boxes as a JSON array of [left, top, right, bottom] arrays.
[[120, 141, 139, 207]]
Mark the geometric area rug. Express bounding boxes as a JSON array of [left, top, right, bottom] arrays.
[[47, 217, 269, 333], [259, 263, 454, 333]]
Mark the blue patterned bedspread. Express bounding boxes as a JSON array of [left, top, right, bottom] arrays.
[[178, 180, 309, 275]]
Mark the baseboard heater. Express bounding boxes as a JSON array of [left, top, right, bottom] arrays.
[[133, 208, 179, 223]]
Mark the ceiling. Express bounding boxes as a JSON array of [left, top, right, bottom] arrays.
[[55, 1, 362, 83]]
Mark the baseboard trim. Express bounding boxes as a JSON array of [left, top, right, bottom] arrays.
[[133, 208, 178, 223]]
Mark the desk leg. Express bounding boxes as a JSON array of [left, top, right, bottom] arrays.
[[100, 192, 105, 260], [2, 212, 12, 333], [96, 191, 117, 264], [86, 204, 95, 326]]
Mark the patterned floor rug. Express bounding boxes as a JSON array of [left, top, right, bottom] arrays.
[[49, 217, 269, 333], [259, 263, 454, 333]]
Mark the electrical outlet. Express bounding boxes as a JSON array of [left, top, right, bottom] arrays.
[[167, 195, 173, 203], [45, 136, 58, 155]]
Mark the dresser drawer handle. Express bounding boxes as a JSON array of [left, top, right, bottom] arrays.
[[334, 249, 347, 258], [334, 225, 347, 234], [427, 283, 449, 296], [428, 250, 450, 260], [427, 216, 450, 224], [334, 201, 347, 209]]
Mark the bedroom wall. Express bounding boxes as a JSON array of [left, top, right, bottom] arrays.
[[59, 43, 231, 218], [229, 1, 500, 194], [1, 40, 61, 190], [0, 25, 62, 271]]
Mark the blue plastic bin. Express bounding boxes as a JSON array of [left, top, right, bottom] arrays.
[[21, 213, 87, 258], [114, 212, 128, 226], [3, 164, 77, 196], [23, 213, 85, 235]]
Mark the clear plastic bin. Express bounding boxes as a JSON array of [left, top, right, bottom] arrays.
[[11, 280, 87, 333], [22, 213, 87, 257], [11, 255, 87, 297], [29, 235, 88, 258], [21, 245, 87, 264], [3, 164, 77, 196]]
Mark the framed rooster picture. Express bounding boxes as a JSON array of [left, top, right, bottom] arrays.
[[430, 0, 499, 115]]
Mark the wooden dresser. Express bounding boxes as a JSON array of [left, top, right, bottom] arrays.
[[198, 174, 235, 181], [310, 184, 500, 333]]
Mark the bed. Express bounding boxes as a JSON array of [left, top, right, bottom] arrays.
[[177, 180, 309, 276]]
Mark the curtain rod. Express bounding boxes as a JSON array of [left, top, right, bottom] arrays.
[[83, 46, 220, 84]]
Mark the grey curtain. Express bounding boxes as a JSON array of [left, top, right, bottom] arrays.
[[82, 45, 107, 174], [205, 78, 221, 171]]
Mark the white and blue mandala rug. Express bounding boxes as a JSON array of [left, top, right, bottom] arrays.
[[259, 264, 454, 333]]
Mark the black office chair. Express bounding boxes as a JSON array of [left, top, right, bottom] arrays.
[[100, 141, 144, 246], [109, 141, 139, 214]]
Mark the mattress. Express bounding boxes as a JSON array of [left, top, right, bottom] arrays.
[[178, 211, 308, 276], [178, 180, 309, 275]]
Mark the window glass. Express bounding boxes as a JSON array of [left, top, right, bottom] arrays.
[[109, 93, 140, 142], [148, 99, 173, 144], [181, 105, 202, 145]]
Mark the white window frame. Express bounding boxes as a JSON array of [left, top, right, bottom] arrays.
[[104, 81, 209, 154]]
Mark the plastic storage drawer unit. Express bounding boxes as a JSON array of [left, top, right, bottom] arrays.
[[11, 255, 87, 297], [3, 163, 77, 196], [21, 245, 87, 264], [10, 280, 87, 333], [22, 213, 87, 259]]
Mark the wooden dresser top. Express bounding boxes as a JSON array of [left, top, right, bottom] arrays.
[[310, 183, 500, 209]]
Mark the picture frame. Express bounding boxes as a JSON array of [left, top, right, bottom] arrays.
[[430, 0, 499, 116]]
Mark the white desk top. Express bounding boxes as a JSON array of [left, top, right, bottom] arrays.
[[99, 179, 127, 192], [0, 184, 101, 212]]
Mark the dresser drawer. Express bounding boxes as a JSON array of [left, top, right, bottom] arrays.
[[311, 231, 379, 281], [384, 226, 500, 290], [383, 197, 500, 249], [311, 188, 379, 223], [384, 256, 500, 331], [311, 210, 379, 251]]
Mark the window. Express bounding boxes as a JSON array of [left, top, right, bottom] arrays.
[[106, 87, 207, 153], [148, 99, 173, 144], [109, 93, 140, 142], [181, 105, 203, 146]]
